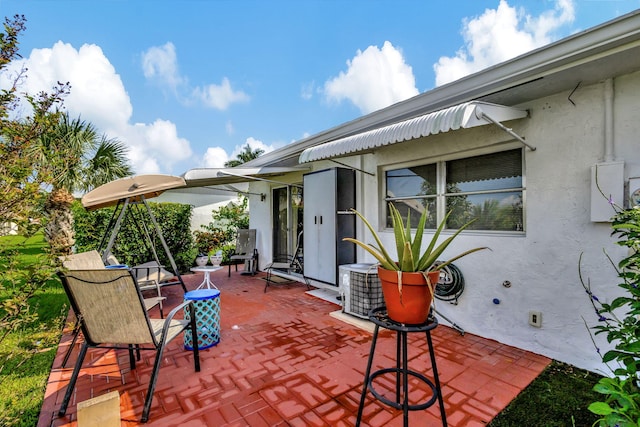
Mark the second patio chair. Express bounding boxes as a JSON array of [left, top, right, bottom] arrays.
[[59, 250, 165, 367], [57, 268, 200, 423], [227, 228, 258, 276], [264, 230, 310, 292]]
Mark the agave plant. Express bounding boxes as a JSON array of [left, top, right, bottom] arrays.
[[344, 203, 487, 272]]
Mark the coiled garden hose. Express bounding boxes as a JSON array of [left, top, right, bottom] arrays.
[[434, 262, 465, 304]]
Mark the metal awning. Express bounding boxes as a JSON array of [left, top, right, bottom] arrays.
[[299, 101, 531, 163], [182, 166, 309, 187]]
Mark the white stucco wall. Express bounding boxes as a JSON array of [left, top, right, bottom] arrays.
[[246, 181, 272, 268], [243, 72, 639, 373], [350, 76, 637, 373]]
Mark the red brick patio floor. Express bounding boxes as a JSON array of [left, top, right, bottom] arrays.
[[38, 269, 550, 426]]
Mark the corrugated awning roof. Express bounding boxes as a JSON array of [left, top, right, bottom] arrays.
[[182, 166, 309, 187], [299, 101, 529, 163]]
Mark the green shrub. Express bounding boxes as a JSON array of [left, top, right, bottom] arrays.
[[0, 234, 67, 427], [72, 200, 197, 272], [580, 206, 640, 427], [194, 195, 249, 260], [193, 229, 227, 255]]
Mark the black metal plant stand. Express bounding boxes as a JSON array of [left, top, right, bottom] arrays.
[[356, 306, 448, 427]]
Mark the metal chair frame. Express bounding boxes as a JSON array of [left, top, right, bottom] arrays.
[[57, 269, 200, 423], [227, 228, 258, 276], [264, 231, 310, 292], [59, 251, 165, 367]]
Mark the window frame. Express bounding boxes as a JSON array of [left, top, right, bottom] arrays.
[[382, 148, 526, 235]]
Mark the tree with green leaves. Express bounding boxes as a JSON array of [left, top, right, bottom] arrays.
[[36, 112, 133, 254], [224, 143, 264, 167], [0, 15, 69, 236], [0, 13, 69, 387]]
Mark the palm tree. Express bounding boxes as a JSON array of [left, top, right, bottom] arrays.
[[224, 144, 264, 167], [36, 113, 133, 254]]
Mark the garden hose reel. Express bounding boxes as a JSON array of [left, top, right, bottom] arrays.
[[433, 262, 466, 335]]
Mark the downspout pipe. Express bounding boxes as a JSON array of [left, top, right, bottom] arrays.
[[604, 78, 615, 162]]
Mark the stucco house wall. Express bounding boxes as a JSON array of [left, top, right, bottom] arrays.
[[248, 180, 273, 266], [243, 71, 637, 375], [216, 12, 640, 374], [356, 78, 636, 373]]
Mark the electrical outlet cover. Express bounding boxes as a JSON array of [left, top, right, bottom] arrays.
[[529, 311, 542, 327]]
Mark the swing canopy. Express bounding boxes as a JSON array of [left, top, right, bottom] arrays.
[[79, 174, 189, 294], [81, 174, 186, 210]]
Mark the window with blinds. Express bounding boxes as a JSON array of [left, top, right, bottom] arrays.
[[385, 149, 524, 232]]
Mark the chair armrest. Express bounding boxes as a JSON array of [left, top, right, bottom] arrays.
[[266, 254, 292, 269], [163, 300, 192, 323], [158, 300, 194, 343], [132, 262, 174, 285]]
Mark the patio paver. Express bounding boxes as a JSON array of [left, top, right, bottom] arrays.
[[38, 269, 550, 426]]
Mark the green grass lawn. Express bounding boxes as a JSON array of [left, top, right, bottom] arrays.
[[0, 234, 604, 426], [0, 234, 68, 427], [489, 360, 602, 427]]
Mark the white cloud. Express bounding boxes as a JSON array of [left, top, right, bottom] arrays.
[[141, 42, 184, 92], [192, 77, 250, 111], [434, 0, 575, 86], [3, 41, 191, 175], [13, 42, 132, 133], [203, 146, 230, 168], [202, 137, 275, 169], [324, 41, 419, 114], [141, 44, 249, 111], [230, 137, 275, 159], [127, 119, 192, 172]]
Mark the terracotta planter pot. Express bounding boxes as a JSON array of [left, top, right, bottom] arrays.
[[377, 266, 439, 325]]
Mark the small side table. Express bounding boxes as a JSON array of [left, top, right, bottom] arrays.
[[356, 306, 447, 427], [190, 265, 222, 289], [183, 289, 221, 350]]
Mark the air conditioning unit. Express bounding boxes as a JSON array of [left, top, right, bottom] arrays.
[[338, 264, 384, 319]]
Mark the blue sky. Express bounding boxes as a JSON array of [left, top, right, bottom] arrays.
[[1, 0, 638, 176]]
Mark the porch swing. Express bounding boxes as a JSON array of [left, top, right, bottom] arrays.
[[80, 174, 188, 295]]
